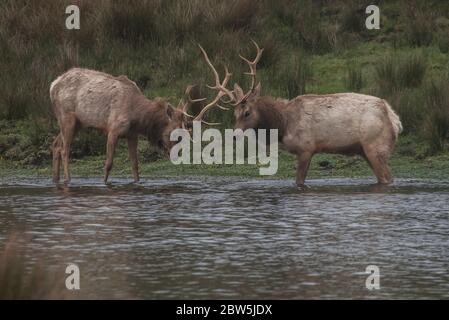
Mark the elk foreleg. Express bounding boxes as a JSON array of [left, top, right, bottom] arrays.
[[104, 133, 119, 184]]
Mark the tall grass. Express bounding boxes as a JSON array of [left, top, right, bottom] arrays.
[[345, 62, 364, 92], [399, 54, 428, 88], [103, 0, 161, 43], [374, 53, 448, 154], [438, 36, 449, 54], [403, 4, 434, 47], [371, 44, 449, 154], [276, 53, 312, 99], [0, 0, 448, 162], [422, 80, 449, 153], [387, 89, 425, 134], [375, 53, 427, 94]]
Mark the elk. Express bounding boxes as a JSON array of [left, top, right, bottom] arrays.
[[50, 67, 220, 184], [199, 41, 403, 188]]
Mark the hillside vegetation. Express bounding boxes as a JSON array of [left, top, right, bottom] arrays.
[[0, 0, 448, 176]]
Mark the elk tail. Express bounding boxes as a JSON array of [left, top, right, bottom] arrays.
[[383, 100, 403, 139]]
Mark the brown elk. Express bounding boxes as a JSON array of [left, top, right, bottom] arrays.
[[199, 41, 403, 188], [50, 68, 220, 184]]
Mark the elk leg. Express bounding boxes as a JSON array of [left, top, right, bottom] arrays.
[[127, 135, 139, 183], [104, 133, 118, 184], [363, 147, 392, 184], [296, 152, 312, 188], [52, 133, 63, 183], [61, 117, 77, 184]]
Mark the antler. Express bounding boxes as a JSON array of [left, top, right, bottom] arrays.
[[194, 45, 235, 124], [237, 39, 264, 105], [177, 85, 206, 117], [195, 40, 264, 119]]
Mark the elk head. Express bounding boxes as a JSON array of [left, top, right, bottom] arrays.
[[199, 40, 266, 132], [159, 76, 230, 152], [158, 101, 190, 152]]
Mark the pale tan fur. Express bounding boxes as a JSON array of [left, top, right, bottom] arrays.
[[234, 92, 403, 187], [198, 40, 403, 187], [50, 68, 186, 184]]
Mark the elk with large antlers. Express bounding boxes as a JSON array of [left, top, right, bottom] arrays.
[[199, 40, 403, 187], [50, 68, 219, 184]]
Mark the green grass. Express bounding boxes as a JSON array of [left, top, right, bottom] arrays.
[[2, 137, 449, 182], [1, 1, 449, 175]]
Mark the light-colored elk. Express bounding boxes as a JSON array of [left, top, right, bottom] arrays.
[[50, 68, 219, 184], [199, 41, 403, 187]]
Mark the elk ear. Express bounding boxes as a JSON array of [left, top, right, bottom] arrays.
[[166, 104, 174, 120], [252, 82, 261, 98], [234, 83, 245, 101]]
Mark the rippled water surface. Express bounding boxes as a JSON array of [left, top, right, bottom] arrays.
[[1, 177, 449, 299]]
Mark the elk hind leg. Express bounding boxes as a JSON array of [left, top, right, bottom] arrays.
[[363, 146, 393, 184], [127, 135, 139, 183], [296, 152, 313, 189], [61, 116, 78, 184]]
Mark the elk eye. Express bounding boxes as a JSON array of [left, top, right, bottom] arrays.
[[244, 111, 250, 118]]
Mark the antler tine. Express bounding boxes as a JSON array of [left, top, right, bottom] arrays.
[[216, 104, 230, 111], [185, 85, 207, 104], [177, 84, 206, 117], [194, 66, 232, 124], [198, 45, 236, 103], [239, 39, 264, 70], [236, 39, 264, 104], [219, 95, 234, 104]]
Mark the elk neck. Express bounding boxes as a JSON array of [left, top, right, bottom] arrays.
[[255, 96, 287, 141], [133, 95, 169, 144]]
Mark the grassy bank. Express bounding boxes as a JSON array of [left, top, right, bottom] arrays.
[[1, 1, 449, 176], [2, 136, 449, 181]]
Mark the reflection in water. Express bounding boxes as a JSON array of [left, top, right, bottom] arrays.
[[0, 177, 449, 299]]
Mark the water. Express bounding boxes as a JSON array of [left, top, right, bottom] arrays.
[[1, 177, 449, 299]]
